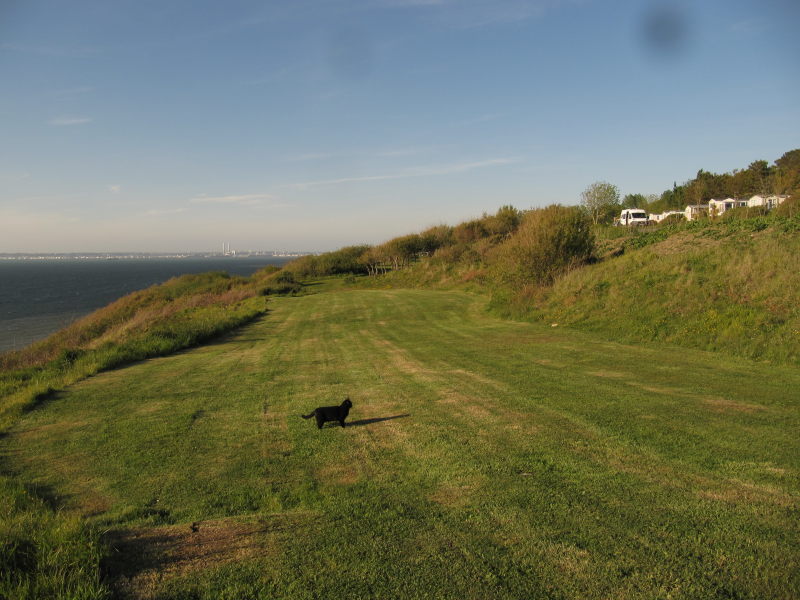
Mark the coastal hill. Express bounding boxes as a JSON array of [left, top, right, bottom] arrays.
[[1, 151, 799, 599]]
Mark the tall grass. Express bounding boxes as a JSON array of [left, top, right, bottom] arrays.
[[1, 479, 107, 600]]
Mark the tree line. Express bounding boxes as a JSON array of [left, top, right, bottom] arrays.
[[581, 148, 800, 225]]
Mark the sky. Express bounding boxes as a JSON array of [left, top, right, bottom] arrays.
[[1, 0, 798, 253]]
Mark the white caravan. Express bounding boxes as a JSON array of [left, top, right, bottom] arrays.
[[617, 208, 649, 226]]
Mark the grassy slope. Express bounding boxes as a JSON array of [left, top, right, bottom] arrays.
[[3, 289, 798, 599], [0, 271, 271, 599], [521, 224, 800, 364]]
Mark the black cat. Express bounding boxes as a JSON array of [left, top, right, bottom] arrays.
[[301, 398, 352, 429]]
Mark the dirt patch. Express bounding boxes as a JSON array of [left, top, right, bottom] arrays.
[[103, 513, 312, 599]]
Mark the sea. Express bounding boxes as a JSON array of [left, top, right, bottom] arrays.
[[0, 256, 293, 354]]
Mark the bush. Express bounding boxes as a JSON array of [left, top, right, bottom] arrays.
[[721, 206, 769, 221], [274, 270, 296, 284], [453, 219, 489, 244], [483, 205, 523, 237], [489, 205, 595, 288], [659, 214, 686, 226], [418, 225, 453, 253], [773, 195, 799, 218], [284, 246, 371, 278]]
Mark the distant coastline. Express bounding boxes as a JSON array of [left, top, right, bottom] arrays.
[[0, 251, 315, 261]]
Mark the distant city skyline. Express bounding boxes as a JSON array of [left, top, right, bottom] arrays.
[[2, 0, 798, 252]]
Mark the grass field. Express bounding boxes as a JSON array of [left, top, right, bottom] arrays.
[[3, 288, 799, 599]]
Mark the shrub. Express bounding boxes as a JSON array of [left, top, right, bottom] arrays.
[[418, 225, 453, 253], [773, 194, 799, 218], [284, 246, 371, 278], [721, 206, 769, 221], [483, 205, 523, 238], [453, 219, 489, 244], [659, 214, 686, 226], [489, 204, 595, 288], [274, 270, 296, 284]]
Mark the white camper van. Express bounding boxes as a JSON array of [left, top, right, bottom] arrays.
[[617, 208, 649, 226]]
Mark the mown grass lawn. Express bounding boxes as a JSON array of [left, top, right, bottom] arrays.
[[3, 289, 799, 599]]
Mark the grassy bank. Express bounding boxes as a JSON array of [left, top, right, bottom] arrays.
[[1, 270, 276, 599], [512, 218, 800, 364], [3, 289, 798, 598]]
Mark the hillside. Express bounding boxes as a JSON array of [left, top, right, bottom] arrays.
[[514, 218, 800, 364]]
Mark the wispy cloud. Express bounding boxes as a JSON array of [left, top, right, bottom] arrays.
[[49, 116, 92, 126], [189, 193, 277, 206], [107, 184, 122, 194], [285, 157, 520, 190]]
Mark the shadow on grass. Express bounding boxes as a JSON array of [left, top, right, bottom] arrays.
[[21, 388, 65, 414], [176, 312, 271, 351], [346, 414, 411, 428], [101, 515, 311, 595]]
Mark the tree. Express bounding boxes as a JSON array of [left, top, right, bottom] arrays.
[[774, 149, 800, 194], [747, 160, 773, 195], [580, 181, 620, 225], [622, 193, 648, 209]]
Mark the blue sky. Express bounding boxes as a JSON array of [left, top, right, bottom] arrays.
[[1, 0, 798, 252]]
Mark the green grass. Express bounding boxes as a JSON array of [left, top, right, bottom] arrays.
[[0, 271, 274, 599], [501, 224, 800, 365], [2, 289, 798, 599]]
